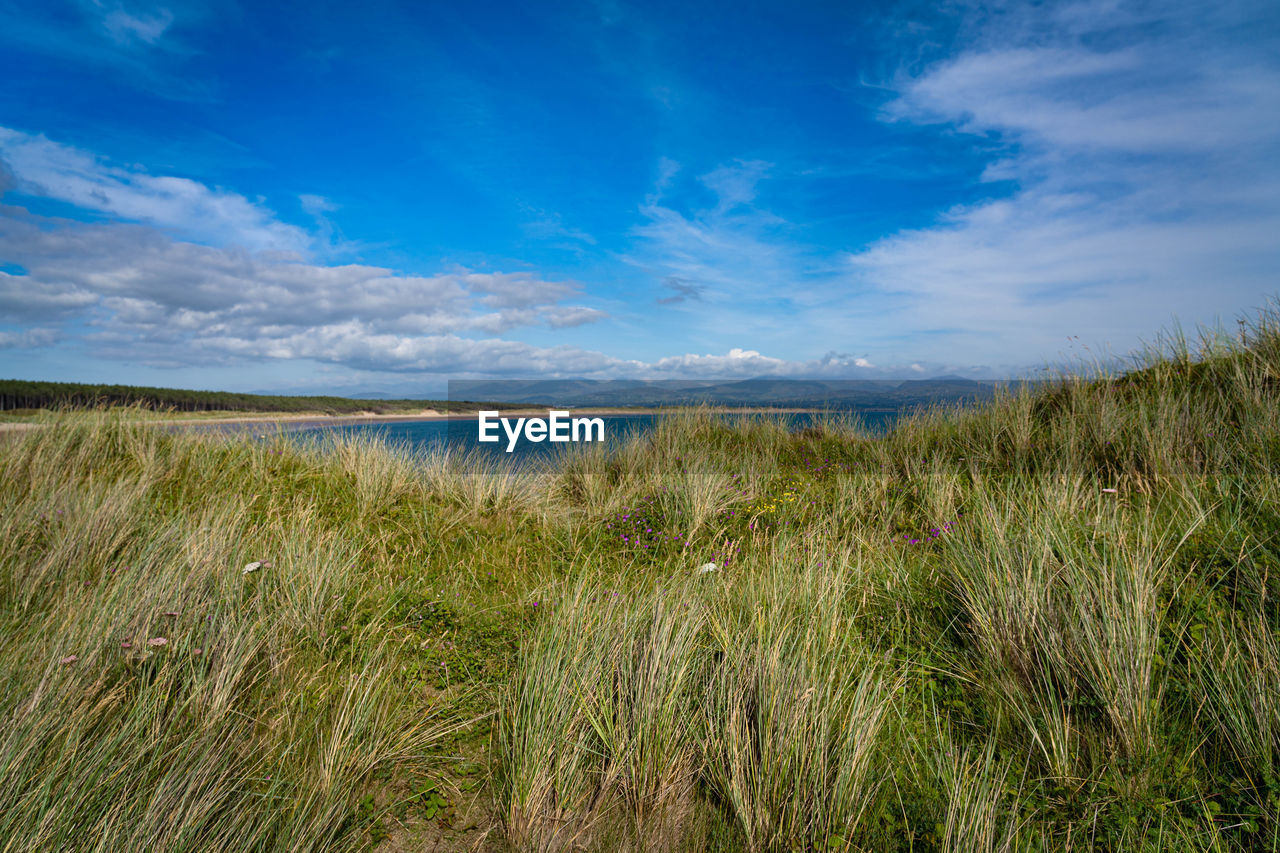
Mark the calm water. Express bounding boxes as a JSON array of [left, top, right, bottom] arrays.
[[289, 410, 900, 461]]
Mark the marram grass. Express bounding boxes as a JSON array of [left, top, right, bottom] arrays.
[[3, 309, 1280, 849]]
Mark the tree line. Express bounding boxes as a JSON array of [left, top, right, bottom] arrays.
[[0, 379, 444, 415]]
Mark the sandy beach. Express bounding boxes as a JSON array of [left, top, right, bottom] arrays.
[[0, 406, 827, 434]]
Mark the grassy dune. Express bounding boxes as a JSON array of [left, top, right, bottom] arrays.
[[3, 312, 1280, 851]]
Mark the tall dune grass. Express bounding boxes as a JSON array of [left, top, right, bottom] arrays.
[[0, 414, 453, 851], [3, 306, 1280, 849]]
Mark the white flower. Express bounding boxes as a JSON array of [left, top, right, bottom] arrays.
[[697, 562, 717, 574], [242, 561, 262, 574]]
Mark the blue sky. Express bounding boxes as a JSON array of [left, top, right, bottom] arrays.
[[1, 0, 1278, 394]]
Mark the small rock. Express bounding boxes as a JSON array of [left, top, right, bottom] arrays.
[[242, 561, 263, 574]]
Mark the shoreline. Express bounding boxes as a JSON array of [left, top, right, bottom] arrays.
[[180, 408, 658, 433], [0, 406, 835, 434]]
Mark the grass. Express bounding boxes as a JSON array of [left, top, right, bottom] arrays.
[[2, 307, 1280, 850]]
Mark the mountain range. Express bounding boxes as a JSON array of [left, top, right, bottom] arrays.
[[439, 377, 1035, 411]]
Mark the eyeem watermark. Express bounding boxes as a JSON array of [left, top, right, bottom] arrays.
[[477, 410, 605, 452]]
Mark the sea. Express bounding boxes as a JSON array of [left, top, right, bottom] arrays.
[[284, 410, 901, 462]]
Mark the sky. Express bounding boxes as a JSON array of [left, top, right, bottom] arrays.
[[1, 0, 1278, 395]]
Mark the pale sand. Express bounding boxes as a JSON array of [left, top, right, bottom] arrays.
[[0, 407, 673, 434], [0, 406, 820, 434], [0, 409, 449, 433]]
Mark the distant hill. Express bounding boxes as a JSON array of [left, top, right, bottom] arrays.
[[2, 376, 1032, 416], [448, 377, 1026, 410]]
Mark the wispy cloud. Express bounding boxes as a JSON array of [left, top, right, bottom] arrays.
[[519, 205, 598, 248], [0, 127, 306, 251], [6, 1, 1275, 385], [656, 276, 702, 304], [626, 158, 819, 309], [0, 1, 211, 100], [847, 0, 1280, 363], [99, 5, 175, 47], [0, 127, 614, 375], [0, 199, 944, 378]]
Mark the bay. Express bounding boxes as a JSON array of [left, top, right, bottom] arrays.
[[289, 410, 901, 462]]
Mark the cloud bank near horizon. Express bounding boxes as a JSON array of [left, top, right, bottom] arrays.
[[0, 128, 996, 380]]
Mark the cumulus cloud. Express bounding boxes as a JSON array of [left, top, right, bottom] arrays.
[[465, 272, 578, 309], [639, 346, 932, 379], [0, 327, 60, 349], [0, 125, 621, 376], [0, 188, 984, 377], [0, 194, 944, 377], [0, 207, 610, 372], [650, 346, 784, 376], [184, 323, 639, 375], [0, 266, 98, 320]]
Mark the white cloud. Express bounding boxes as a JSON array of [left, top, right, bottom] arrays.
[[546, 306, 610, 328], [644, 346, 929, 379], [0, 202, 954, 377], [887, 40, 1279, 155], [0, 207, 611, 370], [699, 159, 772, 211], [847, 0, 1280, 364], [190, 322, 634, 375], [0, 1, 211, 101], [100, 6, 174, 46], [0, 126, 634, 378], [626, 158, 814, 313], [0, 131, 1000, 378], [0, 267, 98, 319], [0, 125, 616, 376], [465, 272, 578, 309], [0, 127, 308, 251], [519, 205, 598, 247], [299, 194, 336, 216], [0, 327, 60, 349]]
